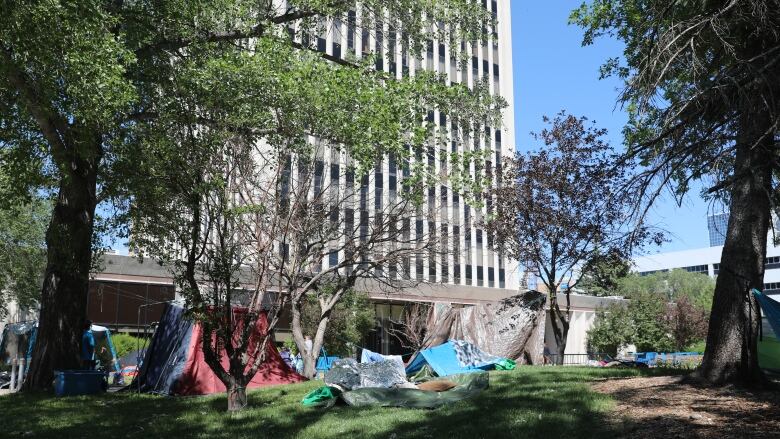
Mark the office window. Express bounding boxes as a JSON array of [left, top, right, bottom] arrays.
[[347, 10, 356, 49], [477, 266, 484, 286], [314, 160, 324, 195], [767, 256, 780, 269], [682, 264, 708, 274], [361, 29, 370, 55]]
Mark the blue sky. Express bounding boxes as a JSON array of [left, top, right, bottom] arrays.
[[510, 2, 714, 253]]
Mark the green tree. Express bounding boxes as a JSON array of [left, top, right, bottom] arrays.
[[587, 303, 634, 356], [487, 113, 657, 364], [588, 291, 674, 355], [577, 249, 632, 296], [617, 270, 715, 311], [630, 291, 674, 353], [0, 197, 49, 319], [572, 0, 780, 385], [2, 1, 500, 391], [301, 289, 375, 357]]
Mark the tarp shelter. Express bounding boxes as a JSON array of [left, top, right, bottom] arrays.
[[0, 321, 36, 366], [423, 290, 547, 364], [406, 340, 508, 377], [754, 289, 780, 370], [135, 303, 304, 396], [0, 321, 120, 374]]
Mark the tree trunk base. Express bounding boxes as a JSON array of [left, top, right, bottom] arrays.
[[689, 366, 769, 389], [227, 386, 247, 411]]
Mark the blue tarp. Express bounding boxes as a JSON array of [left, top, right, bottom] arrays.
[[316, 356, 340, 371], [405, 340, 502, 377], [360, 348, 404, 367]]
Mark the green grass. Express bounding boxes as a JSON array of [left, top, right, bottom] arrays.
[[1, 367, 676, 439]]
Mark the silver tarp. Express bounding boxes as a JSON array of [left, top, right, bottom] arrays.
[[324, 358, 408, 390], [422, 290, 547, 364]]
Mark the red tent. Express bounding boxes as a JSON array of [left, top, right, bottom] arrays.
[[136, 303, 304, 395]]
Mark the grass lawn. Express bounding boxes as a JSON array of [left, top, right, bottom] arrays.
[[1, 367, 677, 439]]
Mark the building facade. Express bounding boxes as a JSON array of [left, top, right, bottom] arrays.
[[634, 226, 780, 296]]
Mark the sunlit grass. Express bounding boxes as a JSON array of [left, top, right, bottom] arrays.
[[2, 367, 675, 439]]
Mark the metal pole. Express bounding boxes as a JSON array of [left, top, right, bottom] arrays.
[[17, 357, 25, 390], [9, 358, 16, 392]]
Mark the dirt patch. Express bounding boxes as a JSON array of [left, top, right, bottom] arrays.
[[592, 375, 780, 438]]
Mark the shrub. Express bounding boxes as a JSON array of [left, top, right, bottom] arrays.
[[110, 333, 147, 359]]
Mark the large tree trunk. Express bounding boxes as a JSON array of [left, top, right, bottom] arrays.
[[23, 136, 100, 391], [698, 111, 772, 386], [226, 379, 248, 411]]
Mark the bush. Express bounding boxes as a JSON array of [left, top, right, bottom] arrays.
[[587, 304, 634, 356], [110, 333, 147, 359], [587, 291, 675, 354]]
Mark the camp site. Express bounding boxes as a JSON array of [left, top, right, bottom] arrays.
[[2, 0, 780, 438]]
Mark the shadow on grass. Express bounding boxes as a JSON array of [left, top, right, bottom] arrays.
[[0, 367, 677, 439]]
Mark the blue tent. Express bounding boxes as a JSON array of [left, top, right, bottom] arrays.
[[753, 289, 780, 370], [406, 340, 504, 377]]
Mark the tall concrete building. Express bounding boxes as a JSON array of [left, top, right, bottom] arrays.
[[301, 1, 520, 297]]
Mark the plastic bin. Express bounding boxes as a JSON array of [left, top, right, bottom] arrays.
[[53, 370, 107, 396]]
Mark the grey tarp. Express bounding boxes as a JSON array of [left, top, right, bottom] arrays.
[[340, 372, 489, 409], [422, 290, 547, 365]]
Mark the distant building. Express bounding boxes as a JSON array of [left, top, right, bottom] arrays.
[[707, 212, 729, 247], [633, 244, 780, 295]]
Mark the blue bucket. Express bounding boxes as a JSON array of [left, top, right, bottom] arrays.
[[53, 370, 107, 396]]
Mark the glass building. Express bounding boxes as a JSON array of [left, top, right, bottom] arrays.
[[707, 212, 729, 247]]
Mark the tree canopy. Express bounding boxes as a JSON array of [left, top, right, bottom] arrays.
[[487, 112, 655, 362]]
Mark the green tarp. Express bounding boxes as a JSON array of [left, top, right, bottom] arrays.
[[340, 371, 489, 409], [301, 386, 342, 407]]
